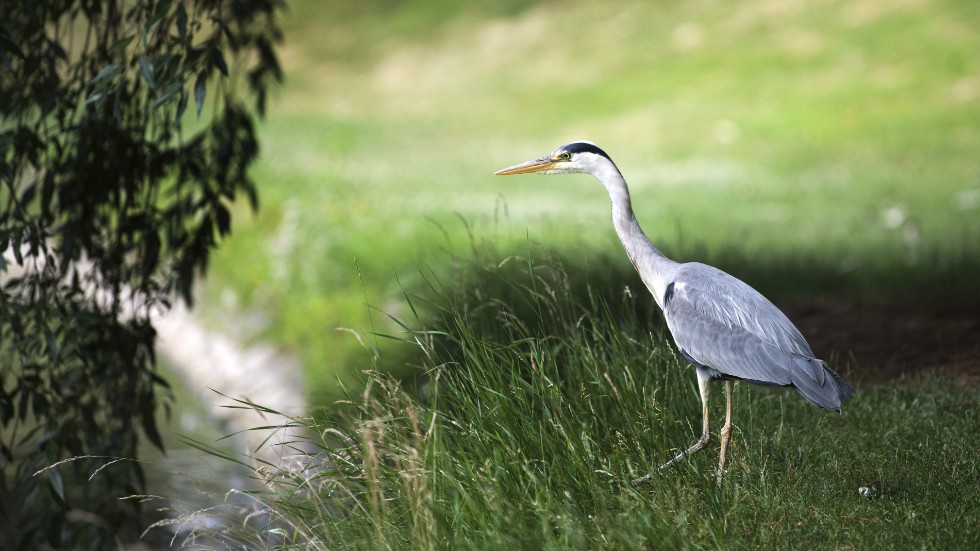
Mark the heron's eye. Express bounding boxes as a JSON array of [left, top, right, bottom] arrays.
[[558, 152, 572, 161]]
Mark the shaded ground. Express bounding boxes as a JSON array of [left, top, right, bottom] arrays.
[[786, 301, 980, 386]]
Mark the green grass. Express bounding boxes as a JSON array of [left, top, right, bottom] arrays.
[[157, 2, 980, 546], [200, 0, 980, 401], [181, 249, 979, 549]]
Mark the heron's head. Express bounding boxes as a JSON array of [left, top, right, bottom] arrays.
[[495, 141, 613, 177]]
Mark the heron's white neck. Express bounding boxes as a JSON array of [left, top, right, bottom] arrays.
[[591, 160, 679, 309]]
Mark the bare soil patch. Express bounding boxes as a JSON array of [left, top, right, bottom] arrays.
[[785, 300, 980, 385]]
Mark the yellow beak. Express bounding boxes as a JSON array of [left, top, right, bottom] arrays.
[[494, 156, 557, 175]]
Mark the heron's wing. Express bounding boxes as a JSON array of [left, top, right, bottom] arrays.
[[662, 263, 849, 409], [665, 263, 813, 357]]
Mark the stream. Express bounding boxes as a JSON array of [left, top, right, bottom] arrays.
[[136, 302, 308, 548]]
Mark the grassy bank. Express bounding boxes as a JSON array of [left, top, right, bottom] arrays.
[[180, 249, 979, 549]]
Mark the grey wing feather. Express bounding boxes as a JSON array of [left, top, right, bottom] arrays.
[[663, 263, 853, 411]]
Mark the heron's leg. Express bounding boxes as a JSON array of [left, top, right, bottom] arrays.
[[716, 380, 735, 487], [659, 375, 711, 471]]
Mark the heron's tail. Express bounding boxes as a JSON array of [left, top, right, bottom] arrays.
[[791, 359, 854, 412]]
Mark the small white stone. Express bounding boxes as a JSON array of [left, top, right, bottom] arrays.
[[858, 485, 879, 498]]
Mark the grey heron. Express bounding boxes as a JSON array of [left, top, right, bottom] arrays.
[[495, 141, 854, 486]]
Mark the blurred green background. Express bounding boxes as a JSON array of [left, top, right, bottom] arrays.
[[201, 0, 980, 404]]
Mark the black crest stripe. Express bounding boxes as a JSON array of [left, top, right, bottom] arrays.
[[562, 142, 611, 161]]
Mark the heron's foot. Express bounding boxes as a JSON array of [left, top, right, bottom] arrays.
[[659, 452, 687, 472], [631, 473, 653, 485], [659, 433, 711, 473], [633, 434, 712, 486], [629, 460, 676, 485]]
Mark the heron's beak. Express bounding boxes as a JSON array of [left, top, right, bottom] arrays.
[[494, 156, 557, 175]]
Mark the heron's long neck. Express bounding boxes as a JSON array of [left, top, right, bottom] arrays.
[[594, 162, 678, 308]]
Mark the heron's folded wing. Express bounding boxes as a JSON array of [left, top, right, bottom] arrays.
[[665, 297, 827, 386], [667, 263, 813, 350], [663, 263, 826, 385], [662, 267, 850, 409]]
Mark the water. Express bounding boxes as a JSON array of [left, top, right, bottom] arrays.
[[137, 362, 262, 549]]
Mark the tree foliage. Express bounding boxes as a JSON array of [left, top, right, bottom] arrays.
[[0, 1, 283, 548]]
